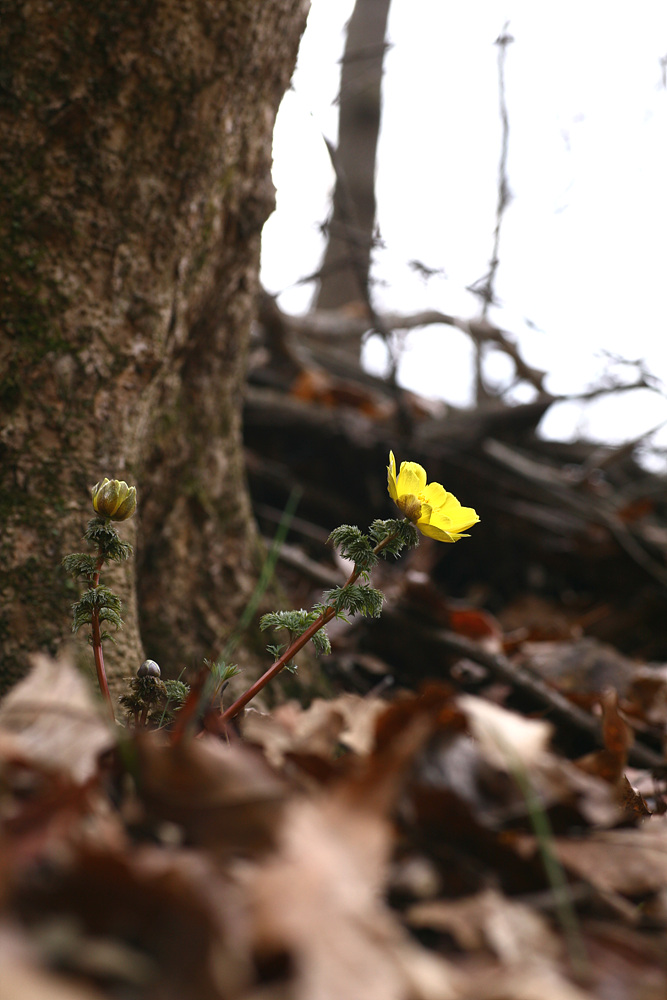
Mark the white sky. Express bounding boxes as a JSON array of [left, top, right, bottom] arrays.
[[261, 0, 667, 466]]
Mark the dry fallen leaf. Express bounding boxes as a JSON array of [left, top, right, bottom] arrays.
[[551, 817, 667, 898], [461, 964, 595, 1000], [575, 688, 650, 819], [0, 654, 113, 783], [455, 694, 621, 828], [3, 658, 667, 1000], [627, 663, 667, 728], [237, 688, 464, 1000], [458, 693, 553, 770], [407, 887, 561, 966], [0, 955, 107, 1000], [9, 844, 247, 1000], [242, 791, 460, 1000], [134, 733, 286, 856], [241, 693, 387, 768]]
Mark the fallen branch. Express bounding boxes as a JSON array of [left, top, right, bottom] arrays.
[[389, 614, 665, 771]]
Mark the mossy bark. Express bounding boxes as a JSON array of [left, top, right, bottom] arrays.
[[0, 0, 309, 698]]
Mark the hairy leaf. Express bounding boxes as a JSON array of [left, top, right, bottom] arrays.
[[327, 525, 378, 571], [369, 518, 419, 556]]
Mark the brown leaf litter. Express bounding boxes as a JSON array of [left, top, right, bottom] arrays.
[[1, 660, 667, 999]]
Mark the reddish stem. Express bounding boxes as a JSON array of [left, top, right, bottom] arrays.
[[170, 668, 209, 745], [91, 607, 115, 723], [219, 531, 397, 727], [218, 606, 337, 727], [91, 552, 116, 724]]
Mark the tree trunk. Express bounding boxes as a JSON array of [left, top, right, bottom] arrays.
[[315, 0, 391, 318], [0, 0, 309, 698]]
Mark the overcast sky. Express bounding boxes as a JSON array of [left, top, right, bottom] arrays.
[[261, 1, 667, 466]]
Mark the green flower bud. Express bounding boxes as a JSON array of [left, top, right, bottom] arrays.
[[92, 478, 137, 521]]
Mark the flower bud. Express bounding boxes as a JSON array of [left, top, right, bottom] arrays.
[[92, 478, 137, 521], [138, 659, 161, 678]]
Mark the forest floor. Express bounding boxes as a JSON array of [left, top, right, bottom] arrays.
[[2, 325, 667, 999]]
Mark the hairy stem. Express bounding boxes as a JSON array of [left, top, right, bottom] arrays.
[[219, 532, 397, 725], [91, 551, 115, 723]]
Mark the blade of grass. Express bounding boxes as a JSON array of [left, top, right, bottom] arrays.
[[509, 758, 590, 982], [220, 486, 302, 663]]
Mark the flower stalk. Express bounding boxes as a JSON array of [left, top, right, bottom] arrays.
[[219, 530, 399, 726], [62, 478, 136, 724], [219, 452, 479, 726], [90, 552, 114, 721]]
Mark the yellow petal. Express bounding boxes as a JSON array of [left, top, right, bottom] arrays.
[[387, 451, 479, 543], [451, 508, 480, 532], [417, 520, 461, 543], [112, 486, 137, 521], [396, 462, 427, 497], [421, 482, 450, 510], [387, 451, 399, 502]]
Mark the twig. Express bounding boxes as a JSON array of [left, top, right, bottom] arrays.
[[267, 298, 663, 408], [581, 419, 667, 476], [468, 23, 514, 401], [471, 24, 514, 318], [278, 303, 547, 392]]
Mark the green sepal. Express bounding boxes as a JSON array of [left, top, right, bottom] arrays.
[[83, 517, 133, 562]]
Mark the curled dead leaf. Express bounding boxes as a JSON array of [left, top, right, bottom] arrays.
[[241, 693, 387, 768], [0, 654, 113, 783]]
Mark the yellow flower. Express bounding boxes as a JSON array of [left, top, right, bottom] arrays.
[[387, 451, 479, 543], [92, 478, 137, 521]]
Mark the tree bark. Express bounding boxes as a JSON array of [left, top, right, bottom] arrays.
[[0, 0, 309, 697], [315, 0, 391, 317]]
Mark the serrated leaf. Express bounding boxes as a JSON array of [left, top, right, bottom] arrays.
[[321, 583, 384, 620], [328, 524, 378, 571], [369, 518, 419, 556], [62, 553, 98, 581], [311, 629, 331, 655]]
